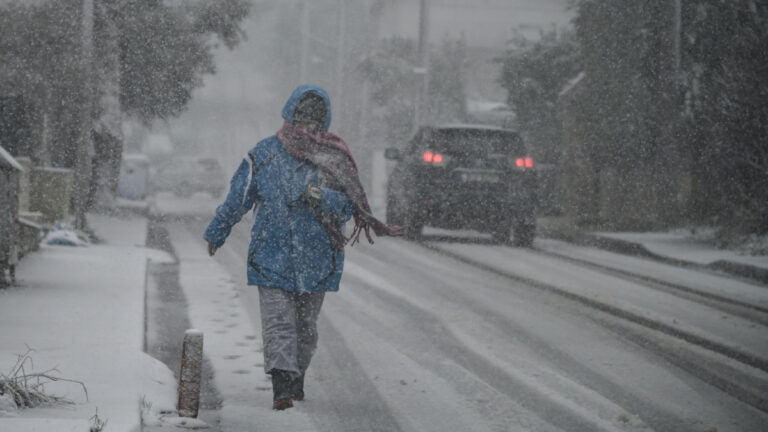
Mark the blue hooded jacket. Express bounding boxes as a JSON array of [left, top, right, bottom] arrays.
[[204, 85, 354, 292]]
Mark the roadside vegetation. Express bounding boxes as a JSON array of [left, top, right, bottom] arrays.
[[497, 0, 767, 244]]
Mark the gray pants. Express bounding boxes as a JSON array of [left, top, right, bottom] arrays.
[[258, 286, 325, 376]]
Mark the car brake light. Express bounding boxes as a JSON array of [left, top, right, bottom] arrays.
[[514, 157, 534, 169], [422, 151, 445, 164]]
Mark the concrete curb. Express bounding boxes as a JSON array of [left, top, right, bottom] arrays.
[[541, 227, 768, 286], [143, 219, 223, 432], [709, 260, 768, 286]]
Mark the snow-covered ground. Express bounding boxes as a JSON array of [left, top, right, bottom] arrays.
[[596, 230, 768, 270], [2, 200, 766, 432], [167, 223, 319, 431], [0, 214, 176, 432], [158, 214, 768, 432]]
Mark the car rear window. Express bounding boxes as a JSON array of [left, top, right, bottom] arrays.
[[422, 128, 525, 156]]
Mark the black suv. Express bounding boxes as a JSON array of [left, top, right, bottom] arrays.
[[385, 125, 537, 246]]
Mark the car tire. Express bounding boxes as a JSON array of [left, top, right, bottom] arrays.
[[513, 221, 535, 247], [404, 208, 424, 240]]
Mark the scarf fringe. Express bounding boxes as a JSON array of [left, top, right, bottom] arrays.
[[346, 213, 405, 249]]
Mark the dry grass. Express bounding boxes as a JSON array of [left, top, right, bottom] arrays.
[[0, 347, 88, 409]]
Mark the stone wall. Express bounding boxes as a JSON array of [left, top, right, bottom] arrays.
[[30, 166, 74, 224]]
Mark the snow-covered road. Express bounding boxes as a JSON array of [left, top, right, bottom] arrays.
[[168, 219, 768, 432]]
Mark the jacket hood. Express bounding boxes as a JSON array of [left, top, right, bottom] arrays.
[[281, 85, 332, 132]]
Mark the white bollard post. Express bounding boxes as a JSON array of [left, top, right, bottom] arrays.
[[178, 329, 204, 418]]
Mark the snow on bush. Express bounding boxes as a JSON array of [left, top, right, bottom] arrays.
[[42, 222, 90, 247]]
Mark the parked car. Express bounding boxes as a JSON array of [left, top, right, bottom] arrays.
[[149, 156, 226, 198], [116, 153, 150, 200], [385, 124, 537, 246]]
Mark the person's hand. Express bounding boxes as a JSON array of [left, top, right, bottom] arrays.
[[304, 183, 323, 207], [207, 243, 217, 256]]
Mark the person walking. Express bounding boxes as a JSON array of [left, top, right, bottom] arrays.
[[203, 85, 403, 410]]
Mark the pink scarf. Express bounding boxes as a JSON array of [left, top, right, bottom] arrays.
[[276, 122, 404, 250]]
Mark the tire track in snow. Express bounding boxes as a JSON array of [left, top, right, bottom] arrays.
[[347, 239, 768, 431], [340, 252, 699, 432], [591, 310, 768, 415], [531, 243, 768, 326], [299, 315, 408, 432], [421, 241, 768, 375], [397, 239, 768, 418]]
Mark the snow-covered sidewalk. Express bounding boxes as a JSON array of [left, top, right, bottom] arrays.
[[594, 230, 768, 269], [0, 214, 176, 432], [166, 223, 318, 431], [540, 218, 768, 284], [590, 230, 768, 284]]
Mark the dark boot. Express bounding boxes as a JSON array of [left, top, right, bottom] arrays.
[[291, 374, 305, 401], [270, 370, 294, 410]]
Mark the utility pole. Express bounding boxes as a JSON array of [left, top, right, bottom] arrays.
[[336, 0, 347, 109], [74, 0, 94, 230], [658, 0, 683, 225], [673, 0, 681, 74], [414, 0, 430, 129], [299, 1, 310, 83]]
